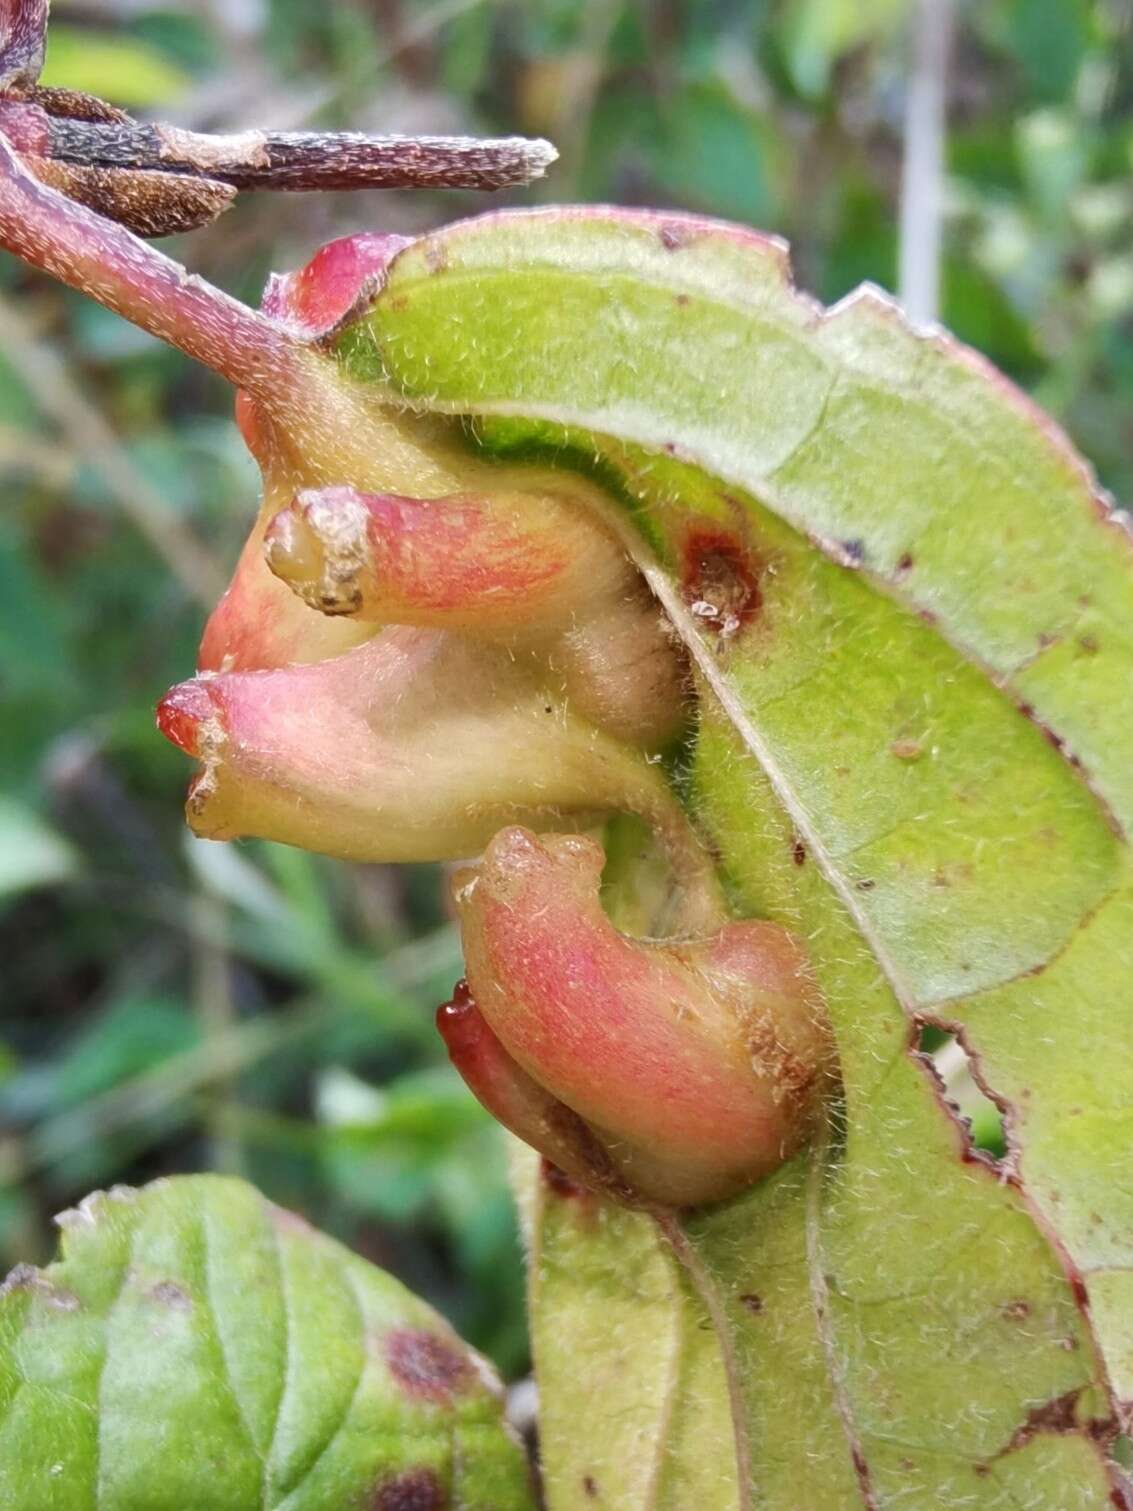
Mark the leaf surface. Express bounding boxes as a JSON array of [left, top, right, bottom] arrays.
[[0, 1174, 532, 1510], [340, 207, 1133, 1507]]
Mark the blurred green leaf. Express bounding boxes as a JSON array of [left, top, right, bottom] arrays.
[[999, 0, 1093, 103], [654, 81, 785, 226], [2, 997, 197, 1125], [0, 350, 37, 429], [942, 256, 1042, 381], [39, 27, 192, 107]]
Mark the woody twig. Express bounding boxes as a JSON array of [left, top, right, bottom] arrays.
[[0, 0, 555, 237]]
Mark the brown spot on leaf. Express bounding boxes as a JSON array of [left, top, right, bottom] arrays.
[[1015, 704, 1101, 805], [582, 1474, 599, 1498], [931, 861, 974, 889], [792, 837, 807, 866], [855, 878, 876, 892], [370, 1468, 447, 1510], [739, 1293, 763, 1314], [681, 528, 762, 640], [896, 552, 914, 573], [385, 1330, 471, 1404], [659, 222, 693, 250], [148, 1280, 191, 1310], [674, 292, 689, 306], [0, 1264, 39, 1296], [0, 1265, 79, 1310], [1077, 634, 1099, 655], [990, 1386, 1118, 1463], [890, 738, 924, 762], [1000, 1299, 1030, 1322]]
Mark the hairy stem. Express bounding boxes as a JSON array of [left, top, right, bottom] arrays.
[[0, 131, 310, 396]]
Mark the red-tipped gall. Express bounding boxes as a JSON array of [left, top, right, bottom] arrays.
[[449, 827, 833, 1207], [157, 629, 697, 867], [263, 483, 688, 748]]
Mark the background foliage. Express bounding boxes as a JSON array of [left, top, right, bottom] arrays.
[[1, 0, 1131, 1384]]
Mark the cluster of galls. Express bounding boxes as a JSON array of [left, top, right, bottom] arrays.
[[156, 233, 832, 1209]]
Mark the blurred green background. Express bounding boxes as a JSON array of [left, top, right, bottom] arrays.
[[1, 0, 1131, 1380]]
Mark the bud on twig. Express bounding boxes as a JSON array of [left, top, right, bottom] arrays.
[[0, 0, 556, 236]]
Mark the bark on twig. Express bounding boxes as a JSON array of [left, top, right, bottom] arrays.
[[43, 116, 558, 192]]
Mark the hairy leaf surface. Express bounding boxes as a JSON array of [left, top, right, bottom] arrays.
[[337, 208, 1133, 1508], [0, 1175, 532, 1510]]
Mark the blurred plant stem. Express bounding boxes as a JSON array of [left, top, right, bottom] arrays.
[[546, 0, 619, 197], [191, 888, 243, 1176], [12, 922, 459, 1185], [0, 289, 226, 604], [899, 0, 955, 325]]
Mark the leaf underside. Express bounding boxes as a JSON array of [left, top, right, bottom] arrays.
[[337, 208, 1133, 1508], [0, 1175, 532, 1510]]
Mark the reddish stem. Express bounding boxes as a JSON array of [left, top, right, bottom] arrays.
[[0, 130, 309, 396], [0, 0, 47, 90]]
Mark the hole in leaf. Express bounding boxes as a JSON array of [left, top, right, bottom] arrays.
[[914, 1022, 1007, 1162]]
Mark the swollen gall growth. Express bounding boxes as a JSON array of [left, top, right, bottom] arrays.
[[0, 53, 834, 1206]]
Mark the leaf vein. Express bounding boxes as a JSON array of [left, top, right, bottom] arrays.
[[199, 1197, 266, 1482]]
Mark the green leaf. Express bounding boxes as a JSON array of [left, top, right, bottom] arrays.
[[344, 208, 1133, 1505], [0, 1175, 533, 1510]]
